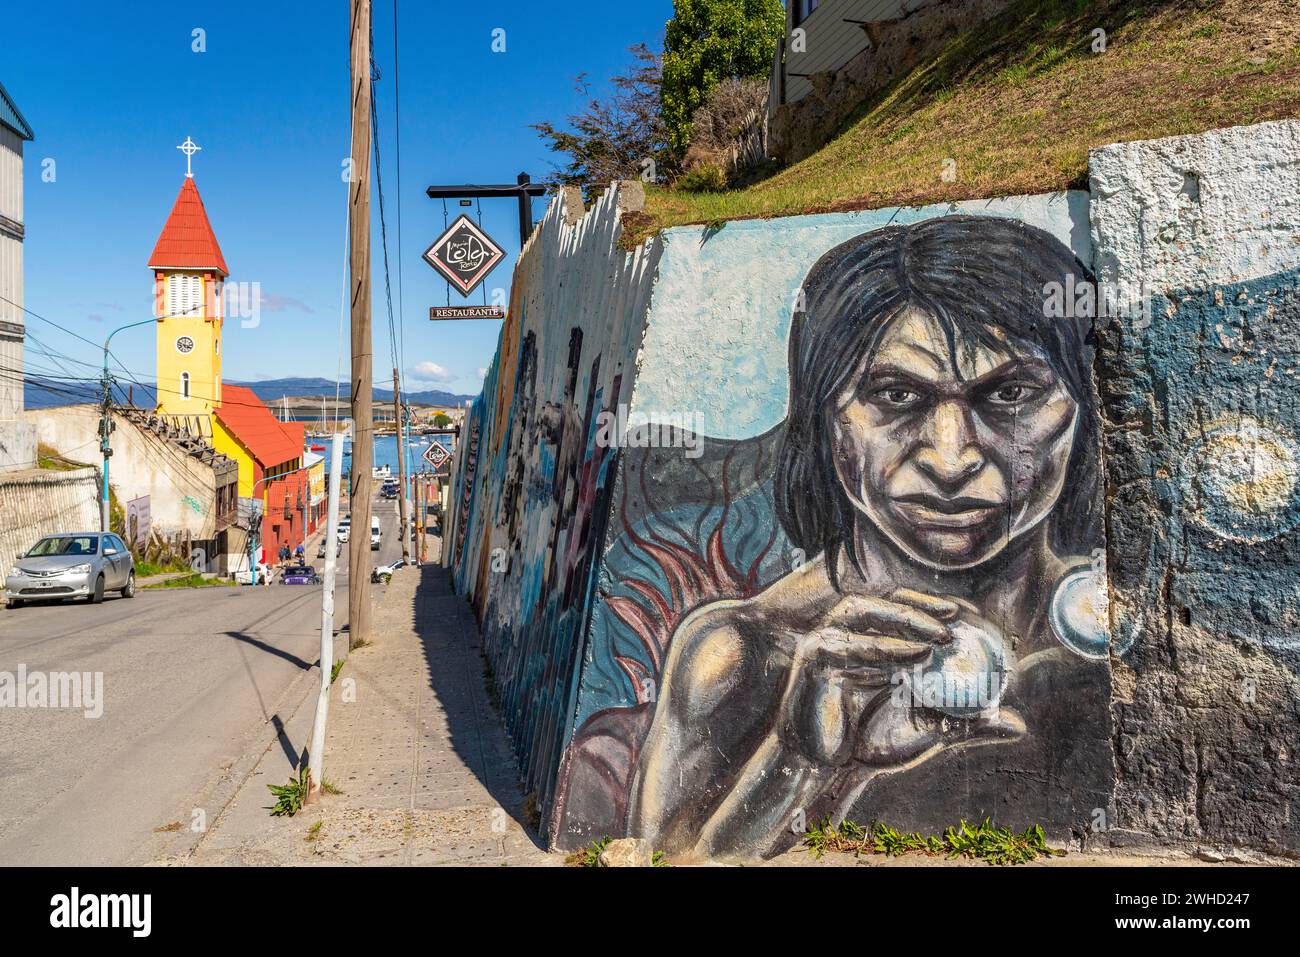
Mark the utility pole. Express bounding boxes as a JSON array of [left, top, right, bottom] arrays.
[[393, 368, 410, 563], [413, 468, 421, 566], [99, 372, 112, 532], [347, 0, 374, 648]]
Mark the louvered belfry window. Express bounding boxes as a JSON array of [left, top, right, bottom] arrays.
[[167, 274, 204, 317]]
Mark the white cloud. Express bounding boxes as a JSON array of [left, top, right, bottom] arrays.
[[476, 367, 488, 379], [261, 293, 315, 314], [410, 361, 456, 384]]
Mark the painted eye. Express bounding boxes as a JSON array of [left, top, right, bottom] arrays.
[[875, 387, 921, 407], [987, 382, 1036, 405]]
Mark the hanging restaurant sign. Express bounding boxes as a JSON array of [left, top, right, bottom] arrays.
[[422, 214, 506, 297], [429, 305, 506, 320]]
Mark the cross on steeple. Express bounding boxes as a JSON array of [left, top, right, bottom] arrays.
[[177, 136, 201, 178]]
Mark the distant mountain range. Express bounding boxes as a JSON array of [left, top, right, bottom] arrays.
[[227, 377, 476, 408], [24, 376, 476, 411]]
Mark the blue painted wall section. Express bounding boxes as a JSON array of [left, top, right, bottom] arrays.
[[1100, 269, 1300, 853]]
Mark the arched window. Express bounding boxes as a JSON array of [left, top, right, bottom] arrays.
[[181, 372, 191, 400]]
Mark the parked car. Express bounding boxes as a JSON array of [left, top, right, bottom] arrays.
[[4, 532, 136, 608], [369, 517, 382, 551], [337, 518, 351, 543], [234, 562, 272, 586], [371, 558, 407, 584], [317, 537, 341, 560], [281, 564, 321, 585]]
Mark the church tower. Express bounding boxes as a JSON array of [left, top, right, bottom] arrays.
[[148, 138, 227, 421]]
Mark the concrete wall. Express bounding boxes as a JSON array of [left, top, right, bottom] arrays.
[[1091, 119, 1300, 855], [0, 466, 99, 581], [26, 405, 218, 539], [446, 182, 661, 823], [449, 119, 1300, 862]]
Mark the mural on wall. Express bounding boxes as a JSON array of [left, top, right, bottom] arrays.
[[553, 214, 1116, 857], [445, 186, 662, 821]]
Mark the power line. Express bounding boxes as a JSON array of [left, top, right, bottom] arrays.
[[392, 0, 406, 386], [0, 294, 104, 353], [370, 53, 401, 380]]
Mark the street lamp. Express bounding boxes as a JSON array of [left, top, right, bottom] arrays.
[[100, 318, 157, 532]]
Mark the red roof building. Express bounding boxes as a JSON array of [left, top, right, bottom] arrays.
[[213, 385, 314, 566], [148, 178, 229, 276], [215, 386, 301, 468]]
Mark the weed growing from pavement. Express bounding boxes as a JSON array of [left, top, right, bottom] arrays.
[[566, 836, 610, 867], [267, 766, 311, 817], [330, 659, 345, 684], [803, 817, 1065, 865], [564, 837, 671, 867]]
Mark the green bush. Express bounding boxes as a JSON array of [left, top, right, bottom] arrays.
[[661, 0, 784, 155], [677, 163, 727, 193]]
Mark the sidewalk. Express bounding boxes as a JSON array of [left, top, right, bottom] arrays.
[[173, 540, 560, 866]]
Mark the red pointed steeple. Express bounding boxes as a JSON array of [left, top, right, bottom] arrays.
[[148, 178, 229, 276]]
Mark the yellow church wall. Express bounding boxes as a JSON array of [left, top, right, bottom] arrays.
[[212, 417, 256, 500], [155, 272, 221, 418]]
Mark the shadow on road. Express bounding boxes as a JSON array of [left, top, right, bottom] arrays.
[[270, 713, 308, 772], [223, 630, 317, 672]]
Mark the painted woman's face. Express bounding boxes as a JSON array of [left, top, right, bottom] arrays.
[[831, 307, 1078, 570]]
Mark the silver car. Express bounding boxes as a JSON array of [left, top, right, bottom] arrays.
[[4, 532, 137, 609]]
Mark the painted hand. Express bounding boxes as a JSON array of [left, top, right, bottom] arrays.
[[774, 588, 963, 766], [853, 602, 1025, 767]]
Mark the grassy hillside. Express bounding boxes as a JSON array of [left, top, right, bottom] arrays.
[[635, 0, 1299, 241]]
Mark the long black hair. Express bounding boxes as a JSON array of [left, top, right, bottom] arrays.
[[773, 214, 1101, 584]]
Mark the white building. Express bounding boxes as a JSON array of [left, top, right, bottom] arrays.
[[0, 79, 35, 470], [772, 0, 943, 107]]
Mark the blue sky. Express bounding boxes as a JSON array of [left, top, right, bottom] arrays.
[[2, 0, 672, 397]]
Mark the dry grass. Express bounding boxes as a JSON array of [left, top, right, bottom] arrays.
[[36, 443, 89, 472], [633, 0, 1300, 244]]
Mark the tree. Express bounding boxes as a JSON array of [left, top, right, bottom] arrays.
[[661, 0, 784, 156], [532, 44, 676, 199], [433, 412, 451, 429]]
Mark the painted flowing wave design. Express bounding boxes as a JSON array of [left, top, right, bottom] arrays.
[[550, 433, 786, 843]]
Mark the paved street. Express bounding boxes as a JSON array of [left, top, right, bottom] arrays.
[[181, 544, 555, 867], [0, 494, 406, 865]]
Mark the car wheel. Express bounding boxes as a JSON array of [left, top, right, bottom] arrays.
[[122, 571, 136, 598], [91, 574, 105, 604]]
